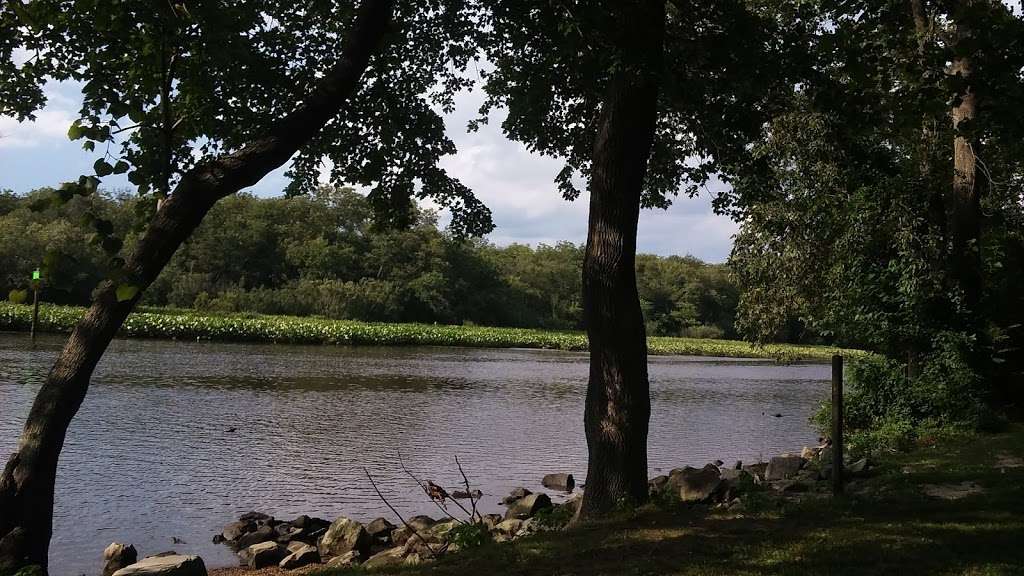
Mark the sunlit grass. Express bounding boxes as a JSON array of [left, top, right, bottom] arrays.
[[0, 301, 862, 361]]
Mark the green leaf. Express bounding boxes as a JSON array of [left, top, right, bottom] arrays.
[[67, 121, 85, 141], [113, 160, 130, 174], [127, 108, 146, 124], [94, 159, 114, 177], [83, 141, 95, 152], [115, 284, 140, 302]]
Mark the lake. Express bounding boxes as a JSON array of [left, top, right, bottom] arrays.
[[0, 332, 830, 575]]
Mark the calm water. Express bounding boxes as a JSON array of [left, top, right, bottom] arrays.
[[0, 333, 829, 575]]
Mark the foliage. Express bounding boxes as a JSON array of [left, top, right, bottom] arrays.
[[1, 0, 491, 235], [813, 336, 1000, 457], [531, 504, 574, 530], [0, 301, 857, 362], [729, 0, 1024, 434], [1, 188, 739, 337], [448, 522, 491, 550]]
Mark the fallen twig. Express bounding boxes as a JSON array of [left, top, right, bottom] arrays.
[[363, 467, 441, 559]]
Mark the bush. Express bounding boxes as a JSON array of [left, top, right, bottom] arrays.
[[8, 289, 28, 304], [813, 332, 995, 457]]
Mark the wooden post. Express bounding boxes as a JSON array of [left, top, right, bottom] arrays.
[[31, 284, 40, 343], [832, 354, 844, 495]]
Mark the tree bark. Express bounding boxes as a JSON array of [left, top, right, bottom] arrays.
[[949, 2, 983, 313], [0, 1, 392, 572], [577, 0, 665, 519]]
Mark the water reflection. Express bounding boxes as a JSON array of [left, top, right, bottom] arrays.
[[0, 333, 829, 575]]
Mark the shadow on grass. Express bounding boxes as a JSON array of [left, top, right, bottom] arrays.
[[317, 427, 1024, 576]]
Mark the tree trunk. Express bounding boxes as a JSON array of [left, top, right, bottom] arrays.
[[949, 4, 983, 313], [577, 0, 665, 519], [0, 1, 392, 572]]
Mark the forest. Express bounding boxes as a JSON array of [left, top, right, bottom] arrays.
[[1, 186, 739, 339]]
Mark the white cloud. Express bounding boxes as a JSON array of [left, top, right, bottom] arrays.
[[0, 81, 80, 149]]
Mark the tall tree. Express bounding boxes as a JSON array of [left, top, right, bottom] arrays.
[[729, 0, 1024, 421], [0, 0, 489, 571], [479, 0, 802, 516]]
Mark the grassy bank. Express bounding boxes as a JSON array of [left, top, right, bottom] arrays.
[[317, 426, 1024, 576], [0, 302, 857, 361]]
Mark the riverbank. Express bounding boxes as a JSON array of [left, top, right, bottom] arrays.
[[0, 302, 858, 361], [289, 425, 1023, 575]]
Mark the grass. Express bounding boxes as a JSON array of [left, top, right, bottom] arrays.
[[0, 301, 861, 361], [317, 425, 1024, 576]]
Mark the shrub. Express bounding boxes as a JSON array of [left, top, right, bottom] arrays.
[[813, 331, 995, 457], [8, 289, 28, 304]]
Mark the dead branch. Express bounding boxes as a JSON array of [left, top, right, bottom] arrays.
[[363, 467, 441, 559], [455, 455, 481, 523]]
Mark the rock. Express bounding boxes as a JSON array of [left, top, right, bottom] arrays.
[[390, 526, 414, 547], [452, 489, 483, 500], [366, 517, 396, 542], [504, 492, 553, 520], [291, 515, 312, 529], [239, 511, 272, 523], [274, 524, 304, 543], [801, 446, 820, 460], [734, 460, 743, 470], [819, 446, 834, 467], [278, 544, 319, 570], [541, 473, 575, 492], [211, 535, 224, 545], [848, 458, 869, 475], [481, 514, 504, 530], [362, 548, 406, 569], [766, 455, 804, 481], [235, 524, 275, 549], [713, 459, 724, 467], [493, 518, 524, 536], [112, 555, 206, 576], [285, 541, 308, 554], [649, 475, 669, 493], [668, 464, 722, 502], [429, 520, 458, 538], [502, 487, 532, 505], [325, 550, 362, 568], [562, 493, 583, 517], [719, 468, 751, 483], [220, 520, 253, 543], [103, 542, 138, 576], [407, 515, 436, 531], [742, 462, 768, 480], [319, 517, 370, 557], [238, 541, 286, 569]]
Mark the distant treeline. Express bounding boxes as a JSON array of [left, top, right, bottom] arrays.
[[1, 187, 738, 338]]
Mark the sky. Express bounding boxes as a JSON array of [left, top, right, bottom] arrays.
[[0, 79, 739, 263]]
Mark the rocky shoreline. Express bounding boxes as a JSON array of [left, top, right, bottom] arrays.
[[101, 443, 870, 576]]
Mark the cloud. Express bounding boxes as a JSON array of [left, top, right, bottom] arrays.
[[0, 80, 81, 149]]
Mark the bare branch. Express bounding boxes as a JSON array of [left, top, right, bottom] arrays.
[[363, 467, 440, 559]]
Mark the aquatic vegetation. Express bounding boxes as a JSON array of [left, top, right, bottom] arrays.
[[0, 302, 859, 361]]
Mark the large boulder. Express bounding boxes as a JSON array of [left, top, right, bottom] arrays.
[[541, 473, 575, 492], [366, 518, 396, 543], [766, 455, 804, 481], [103, 543, 138, 576], [493, 518, 524, 536], [406, 515, 436, 531], [319, 517, 370, 557], [234, 524, 275, 549], [504, 493, 552, 520], [668, 464, 722, 502], [112, 555, 206, 576], [324, 550, 361, 568], [501, 487, 532, 505], [278, 544, 320, 570], [219, 520, 253, 543], [362, 547, 407, 570], [238, 541, 286, 569]]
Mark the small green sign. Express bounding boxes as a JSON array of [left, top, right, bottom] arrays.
[[32, 269, 41, 281]]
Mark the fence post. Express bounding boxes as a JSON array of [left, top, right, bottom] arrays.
[[832, 354, 844, 495]]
